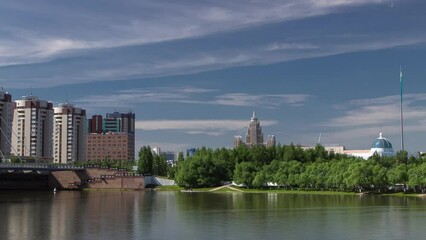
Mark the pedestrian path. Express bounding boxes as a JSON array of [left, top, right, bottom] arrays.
[[209, 184, 244, 192]]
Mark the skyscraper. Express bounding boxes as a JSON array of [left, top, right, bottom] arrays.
[[245, 111, 264, 147], [12, 96, 53, 162], [234, 112, 276, 148], [53, 103, 87, 164], [0, 91, 13, 160]]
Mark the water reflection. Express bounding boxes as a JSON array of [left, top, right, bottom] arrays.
[[1, 191, 426, 240]]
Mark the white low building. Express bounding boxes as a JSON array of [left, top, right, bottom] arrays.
[[304, 132, 395, 160], [344, 132, 395, 160]]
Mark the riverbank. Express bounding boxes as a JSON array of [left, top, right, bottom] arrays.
[[155, 185, 424, 197]]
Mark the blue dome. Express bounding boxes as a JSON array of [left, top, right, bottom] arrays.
[[371, 133, 393, 149], [371, 139, 393, 149]]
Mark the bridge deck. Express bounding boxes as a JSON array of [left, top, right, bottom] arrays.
[[0, 163, 85, 171]]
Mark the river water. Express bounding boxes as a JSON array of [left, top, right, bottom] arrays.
[[0, 190, 425, 240]]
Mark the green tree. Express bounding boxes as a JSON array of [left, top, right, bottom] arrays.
[[234, 162, 258, 188], [314, 144, 327, 162], [153, 154, 168, 176], [370, 163, 388, 192], [395, 150, 408, 165], [252, 169, 267, 189], [175, 153, 226, 188], [408, 163, 426, 193], [387, 164, 408, 186], [283, 143, 295, 162], [175, 159, 198, 188], [344, 161, 371, 192], [138, 146, 153, 174], [177, 151, 185, 162]]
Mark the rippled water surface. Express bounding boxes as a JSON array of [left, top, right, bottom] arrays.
[[1, 191, 425, 240]]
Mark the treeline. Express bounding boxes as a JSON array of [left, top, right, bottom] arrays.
[[137, 146, 175, 177], [167, 144, 426, 193]]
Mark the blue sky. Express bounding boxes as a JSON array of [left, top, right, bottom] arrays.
[[1, 0, 426, 153]]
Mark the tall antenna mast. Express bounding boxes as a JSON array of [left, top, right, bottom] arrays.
[[317, 133, 322, 145], [400, 66, 404, 151]]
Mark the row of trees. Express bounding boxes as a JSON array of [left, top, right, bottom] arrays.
[[170, 144, 426, 193], [137, 146, 170, 177]]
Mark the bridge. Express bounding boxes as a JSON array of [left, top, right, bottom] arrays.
[[0, 163, 85, 174], [0, 163, 175, 190], [0, 164, 172, 190]]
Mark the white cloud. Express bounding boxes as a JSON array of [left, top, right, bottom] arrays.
[[265, 42, 319, 51], [213, 93, 311, 107], [135, 119, 278, 131], [312, 0, 386, 7], [75, 87, 312, 111], [1, 0, 419, 89], [318, 93, 426, 149], [326, 94, 426, 128], [0, 0, 396, 67]]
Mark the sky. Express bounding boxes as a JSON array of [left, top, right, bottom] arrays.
[[1, 0, 426, 153]]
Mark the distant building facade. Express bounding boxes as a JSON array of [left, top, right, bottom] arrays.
[[106, 111, 135, 134], [234, 112, 276, 148], [186, 148, 196, 158], [87, 132, 134, 162], [87, 115, 103, 134], [246, 112, 264, 147], [266, 135, 276, 147], [234, 136, 244, 148], [86, 111, 135, 161], [152, 147, 161, 156], [0, 91, 13, 160], [12, 96, 53, 162], [303, 132, 395, 160], [53, 103, 86, 164]]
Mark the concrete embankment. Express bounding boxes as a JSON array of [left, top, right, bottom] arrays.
[[0, 167, 145, 190], [51, 167, 145, 190]]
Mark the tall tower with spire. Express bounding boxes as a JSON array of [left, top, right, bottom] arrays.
[[245, 111, 264, 147]]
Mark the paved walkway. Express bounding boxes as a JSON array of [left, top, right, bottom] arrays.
[[209, 184, 244, 192]]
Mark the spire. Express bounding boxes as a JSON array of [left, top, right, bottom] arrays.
[[251, 111, 257, 121], [379, 132, 383, 139], [400, 66, 404, 151]]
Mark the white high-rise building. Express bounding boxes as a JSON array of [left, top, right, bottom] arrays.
[[12, 96, 53, 162], [53, 103, 86, 164], [0, 91, 13, 160]]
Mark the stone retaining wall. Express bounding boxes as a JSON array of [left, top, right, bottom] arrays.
[[49, 168, 144, 190]]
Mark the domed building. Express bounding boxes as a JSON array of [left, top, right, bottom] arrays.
[[370, 132, 394, 157], [336, 132, 395, 160]]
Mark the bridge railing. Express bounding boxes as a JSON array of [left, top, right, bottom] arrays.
[[0, 163, 85, 170], [0, 163, 137, 172]]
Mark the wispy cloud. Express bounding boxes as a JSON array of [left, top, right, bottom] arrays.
[[0, 0, 391, 65], [0, 0, 412, 89], [75, 87, 215, 109], [264, 42, 319, 51], [326, 94, 426, 128], [214, 93, 311, 107], [75, 87, 312, 111], [318, 93, 426, 148], [135, 119, 278, 136]]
